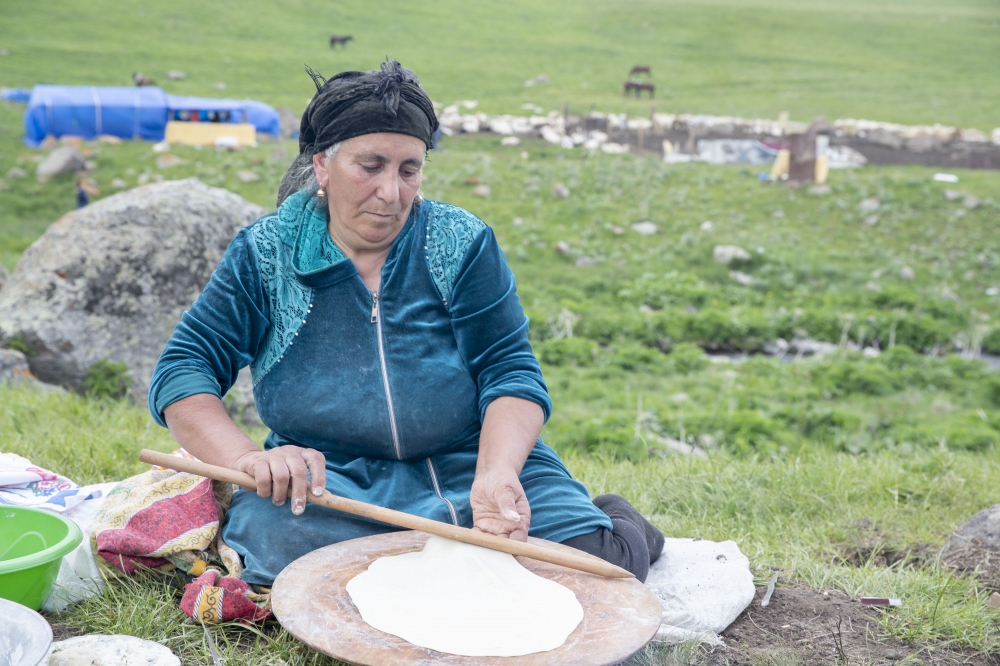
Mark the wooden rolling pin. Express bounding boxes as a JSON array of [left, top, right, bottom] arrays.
[[138, 449, 634, 579]]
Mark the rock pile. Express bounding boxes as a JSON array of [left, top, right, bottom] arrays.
[[0, 178, 264, 400], [432, 100, 999, 164]]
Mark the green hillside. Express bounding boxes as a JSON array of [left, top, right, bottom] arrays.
[[1, 0, 998, 127]]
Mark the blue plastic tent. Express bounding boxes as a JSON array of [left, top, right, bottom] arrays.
[[22, 85, 282, 146], [24, 86, 169, 146], [165, 95, 281, 137]]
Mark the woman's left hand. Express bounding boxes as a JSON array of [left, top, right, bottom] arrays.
[[469, 467, 531, 542]]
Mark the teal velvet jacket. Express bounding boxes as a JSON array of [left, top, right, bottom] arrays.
[[148, 190, 552, 461]]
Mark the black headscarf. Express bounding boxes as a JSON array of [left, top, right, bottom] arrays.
[[277, 58, 439, 205]]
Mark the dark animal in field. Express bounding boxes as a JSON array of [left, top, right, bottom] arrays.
[[623, 80, 654, 98], [329, 35, 354, 47], [132, 72, 155, 87], [629, 65, 651, 77]]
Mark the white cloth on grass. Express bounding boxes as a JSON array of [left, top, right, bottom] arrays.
[[0, 452, 103, 512], [644, 538, 756, 646]]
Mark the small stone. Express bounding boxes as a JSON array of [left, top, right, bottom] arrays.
[[864, 214, 879, 226], [729, 270, 754, 286], [713, 245, 751, 265], [212, 82, 226, 90], [0, 179, 9, 192], [84, 160, 97, 171], [551, 182, 570, 198], [166, 70, 187, 80], [556, 241, 571, 255], [6, 167, 26, 179], [943, 188, 964, 201], [611, 226, 624, 235], [137, 172, 150, 185], [988, 591, 1000, 608], [97, 134, 122, 145], [963, 195, 981, 210], [631, 221, 658, 236], [860, 197, 880, 213], [236, 170, 260, 183], [987, 287, 999, 297], [809, 184, 831, 195], [883, 649, 903, 661], [520, 150, 529, 160], [155, 154, 185, 169], [111, 178, 127, 189], [700, 220, 713, 231], [152, 141, 170, 153], [900, 266, 915, 280], [500, 136, 521, 146], [60, 135, 84, 147], [512, 217, 524, 226], [575, 256, 594, 267], [472, 184, 491, 197], [36, 147, 86, 178]]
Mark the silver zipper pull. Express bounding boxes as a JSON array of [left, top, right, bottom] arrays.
[[371, 292, 379, 323]]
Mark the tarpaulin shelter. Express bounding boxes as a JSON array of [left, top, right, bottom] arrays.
[[22, 85, 282, 146], [23, 86, 169, 146]]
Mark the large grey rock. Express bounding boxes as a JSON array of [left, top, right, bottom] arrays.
[[36, 147, 86, 178], [946, 503, 1000, 551], [0, 179, 264, 400]]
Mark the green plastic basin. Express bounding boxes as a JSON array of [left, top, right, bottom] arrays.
[[0, 506, 83, 610]]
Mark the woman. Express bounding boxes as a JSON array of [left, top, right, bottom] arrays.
[[149, 60, 663, 585]]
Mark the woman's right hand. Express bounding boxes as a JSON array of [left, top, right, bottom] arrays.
[[233, 446, 327, 516]]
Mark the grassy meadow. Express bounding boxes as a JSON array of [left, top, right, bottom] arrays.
[[2, 0, 1000, 663]]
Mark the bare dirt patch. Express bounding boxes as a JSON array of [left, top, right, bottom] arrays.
[[700, 585, 997, 666]]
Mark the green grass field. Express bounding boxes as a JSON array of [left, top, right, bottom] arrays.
[[2, 0, 1000, 663], [1, 0, 999, 127]]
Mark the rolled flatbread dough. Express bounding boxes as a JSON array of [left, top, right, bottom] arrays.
[[346, 535, 584, 657]]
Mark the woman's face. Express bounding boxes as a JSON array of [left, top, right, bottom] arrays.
[[313, 132, 425, 253]]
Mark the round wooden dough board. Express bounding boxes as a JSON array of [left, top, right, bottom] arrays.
[[271, 531, 662, 665]]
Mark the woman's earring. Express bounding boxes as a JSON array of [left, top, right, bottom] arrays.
[[316, 187, 326, 198]]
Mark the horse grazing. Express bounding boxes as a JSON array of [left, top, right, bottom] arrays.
[[329, 35, 354, 47], [623, 80, 654, 98], [132, 72, 155, 87], [629, 65, 651, 77]]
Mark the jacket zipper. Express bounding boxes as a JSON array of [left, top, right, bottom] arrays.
[[426, 458, 459, 525], [372, 291, 403, 460]]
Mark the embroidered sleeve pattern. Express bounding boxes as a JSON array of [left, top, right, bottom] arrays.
[[249, 216, 314, 385], [425, 202, 487, 306]]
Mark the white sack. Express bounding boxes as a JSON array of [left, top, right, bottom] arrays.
[[643, 538, 756, 645]]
